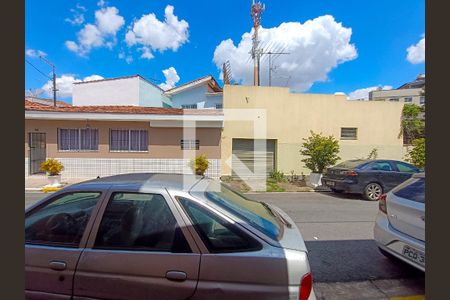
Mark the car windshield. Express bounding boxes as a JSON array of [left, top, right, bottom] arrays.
[[193, 181, 283, 240], [334, 160, 368, 169]]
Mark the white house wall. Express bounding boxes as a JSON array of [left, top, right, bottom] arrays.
[[170, 85, 223, 108], [73, 77, 141, 106]]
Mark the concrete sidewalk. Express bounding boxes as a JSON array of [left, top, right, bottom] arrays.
[[25, 176, 93, 190]]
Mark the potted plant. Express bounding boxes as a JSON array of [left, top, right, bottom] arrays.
[[299, 131, 340, 187], [39, 158, 64, 186], [189, 154, 209, 176]]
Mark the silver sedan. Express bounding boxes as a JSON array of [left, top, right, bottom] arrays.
[[374, 172, 425, 271], [25, 173, 316, 300]]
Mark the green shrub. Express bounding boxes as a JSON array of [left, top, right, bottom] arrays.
[[299, 131, 340, 173], [269, 170, 285, 182], [266, 180, 285, 192], [406, 138, 425, 169], [189, 154, 209, 176], [39, 158, 64, 176]]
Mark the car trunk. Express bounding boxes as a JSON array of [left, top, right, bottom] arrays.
[[324, 168, 350, 180], [266, 204, 308, 252], [386, 192, 425, 242]]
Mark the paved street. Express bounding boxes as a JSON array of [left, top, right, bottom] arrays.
[[25, 191, 424, 299]]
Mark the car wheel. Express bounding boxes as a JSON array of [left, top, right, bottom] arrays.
[[364, 183, 383, 201]]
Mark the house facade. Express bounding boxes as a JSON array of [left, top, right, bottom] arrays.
[[369, 74, 425, 106], [72, 74, 223, 109], [25, 101, 223, 179], [221, 85, 406, 178]]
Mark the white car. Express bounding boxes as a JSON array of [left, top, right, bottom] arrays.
[[374, 172, 425, 271]]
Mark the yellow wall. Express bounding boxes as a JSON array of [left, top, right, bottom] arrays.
[[221, 85, 405, 176]]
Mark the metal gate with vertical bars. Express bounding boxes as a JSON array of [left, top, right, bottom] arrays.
[[29, 132, 46, 175]]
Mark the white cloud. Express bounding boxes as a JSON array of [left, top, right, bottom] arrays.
[[95, 7, 124, 34], [118, 52, 133, 64], [347, 85, 393, 100], [213, 15, 357, 92], [40, 74, 104, 98], [159, 67, 180, 90], [25, 48, 47, 58], [65, 6, 124, 56], [65, 4, 86, 26], [138, 47, 154, 60], [406, 36, 425, 64], [125, 5, 189, 59]]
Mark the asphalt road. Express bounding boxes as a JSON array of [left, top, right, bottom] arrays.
[[25, 191, 424, 299]]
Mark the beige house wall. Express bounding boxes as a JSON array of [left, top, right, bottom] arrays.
[[221, 85, 405, 176], [25, 119, 221, 159]]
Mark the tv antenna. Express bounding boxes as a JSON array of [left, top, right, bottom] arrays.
[[250, 0, 265, 86]]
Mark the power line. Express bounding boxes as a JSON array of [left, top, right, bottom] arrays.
[[25, 59, 51, 80]]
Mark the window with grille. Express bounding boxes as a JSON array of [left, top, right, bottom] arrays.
[[215, 104, 223, 109], [110, 129, 148, 152], [404, 97, 413, 103], [181, 104, 198, 109], [389, 98, 399, 102], [58, 128, 99, 151], [181, 139, 199, 150], [420, 96, 425, 105], [340, 128, 358, 140]]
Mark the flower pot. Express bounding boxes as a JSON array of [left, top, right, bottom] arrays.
[[308, 173, 323, 188], [47, 175, 62, 187]]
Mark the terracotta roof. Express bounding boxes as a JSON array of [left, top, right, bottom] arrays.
[[25, 100, 184, 115], [25, 100, 223, 116], [163, 75, 222, 95], [25, 97, 72, 107]]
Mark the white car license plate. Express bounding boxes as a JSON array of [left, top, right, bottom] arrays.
[[402, 245, 425, 266]]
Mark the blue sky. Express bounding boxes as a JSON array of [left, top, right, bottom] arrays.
[[25, 0, 425, 102]]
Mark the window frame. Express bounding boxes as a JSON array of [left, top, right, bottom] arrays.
[[404, 97, 413, 103], [90, 191, 193, 253], [181, 104, 198, 109], [25, 191, 104, 249], [181, 139, 200, 150], [57, 128, 99, 152], [176, 196, 263, 254], [420, 96, 425, 105], [109, 128, 149, 153], [340, 127, 358, 140], [394, 161, 419, 173]]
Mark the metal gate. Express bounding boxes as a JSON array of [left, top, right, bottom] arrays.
[[29, 132, 46, 175], [232, 139, 276, 179]]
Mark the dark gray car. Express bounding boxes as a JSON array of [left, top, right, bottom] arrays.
[[25, 173, 316, 300], [322, 159, 421, 200]]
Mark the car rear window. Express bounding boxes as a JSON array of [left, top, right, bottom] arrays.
[[393, 178, 425, 203], [334, 160, 368, 169], [192, 181, 282, 241]]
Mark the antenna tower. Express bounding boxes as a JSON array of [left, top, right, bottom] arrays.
[[250, 0, 265, 86]]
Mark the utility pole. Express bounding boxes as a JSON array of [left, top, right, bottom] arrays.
[[39, 56, 57, 106]]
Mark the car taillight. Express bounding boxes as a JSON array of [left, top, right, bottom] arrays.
[[345, 170, 358, 176], [299, 272, 312, 300], [379, 194, 387, 214]]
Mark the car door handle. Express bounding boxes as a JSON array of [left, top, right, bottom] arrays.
[[165, 271, 187, 282], [49, 261, 67, 271]]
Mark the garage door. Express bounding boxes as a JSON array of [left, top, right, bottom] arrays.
[[232, 139, 276, 179]]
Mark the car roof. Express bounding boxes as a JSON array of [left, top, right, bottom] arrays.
[[68, 173, 205, 192]]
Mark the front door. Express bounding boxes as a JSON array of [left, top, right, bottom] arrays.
[[25, 191, 104, 299], [29, 132, 46, 174], [73, 191, 201, 300]]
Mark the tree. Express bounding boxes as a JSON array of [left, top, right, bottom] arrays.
[[405, 138, 425, 169], [299, 131, 340, 173], [401, 103, 425, 144]]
